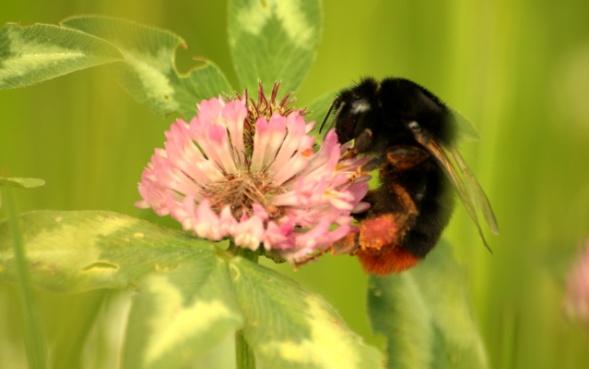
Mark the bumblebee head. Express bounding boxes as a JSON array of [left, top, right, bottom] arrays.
[[329, 78, 381, 152]]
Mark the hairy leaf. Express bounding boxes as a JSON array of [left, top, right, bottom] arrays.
[[228, 0, 322, 94], [368, 241, 488, 369]]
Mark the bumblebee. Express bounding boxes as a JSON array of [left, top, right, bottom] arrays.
[[322, 78, 499, 274]]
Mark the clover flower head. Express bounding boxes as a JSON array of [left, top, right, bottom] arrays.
[[565, 242, 589, 324], [137, 84, 370, 264]]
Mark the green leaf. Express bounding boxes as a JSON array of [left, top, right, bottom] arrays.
[[0, 211, 383, 368], [0, 23, 120, 89], [121, 260, 243, 369], [61, 16, 233, 118], [0, 211, 214, 293], [0, 17, 233, 118], [0, 211, 242, 369], [230, 256, 383, 369], [368, 241, 488, 369], [228, 0, 322, 93]]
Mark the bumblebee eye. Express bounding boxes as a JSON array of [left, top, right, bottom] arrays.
[[351, 99, 371, 114]]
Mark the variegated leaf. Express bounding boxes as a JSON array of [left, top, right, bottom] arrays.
[[0, 17, 233, 118], [230, 257, 384, 369], [368, 241, 489, 369], [61, 16, 233, 118], [228, 0, 322, 94], [0, 211, 215, 292], [0, 211, 384, 369], [121, 260, 243, 369], [0, 23, 120, 89]]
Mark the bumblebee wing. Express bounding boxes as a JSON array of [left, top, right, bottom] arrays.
[[446, 146, 500, 235], [450, 108, 480, 141], [410, 126, 497, 252]]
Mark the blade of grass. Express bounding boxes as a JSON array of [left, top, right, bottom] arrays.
[[3, 188, 47, 369]]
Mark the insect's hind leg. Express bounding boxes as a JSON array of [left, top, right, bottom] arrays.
[[331, 181, 419, 255]]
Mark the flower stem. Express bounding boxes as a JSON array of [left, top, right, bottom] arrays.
[[235, 329, 256, 369], [228, 242, 259, 262], [229, 241, 257, 369]]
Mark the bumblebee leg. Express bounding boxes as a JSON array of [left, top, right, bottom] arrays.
[[358, 213, 403, 251], [332, 210, 414, 255], [388, 182, 419, 217], [333, 181, 419, 251], [385, 145, 429, 171], [332, 177, 423, 273], [330, 213, 402, 255], [332, 211, 421, 274]]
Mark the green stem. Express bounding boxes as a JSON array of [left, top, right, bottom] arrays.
[[228, 242, 259, 262], [235, 329, 256, 369], [4, 188, 47, 369], [229, 241, 257, 369]]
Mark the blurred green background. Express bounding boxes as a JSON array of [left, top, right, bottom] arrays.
[[1, 0, 589, 368]]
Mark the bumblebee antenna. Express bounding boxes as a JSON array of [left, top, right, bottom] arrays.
[[319, 98, 340, 133]]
